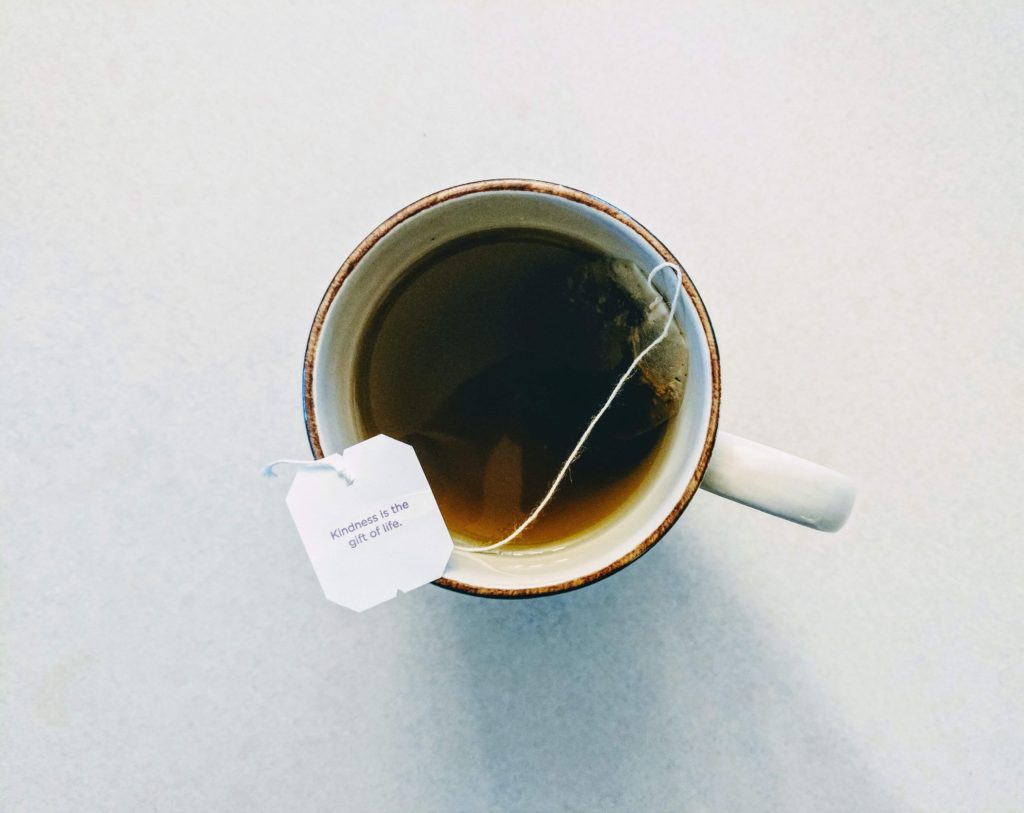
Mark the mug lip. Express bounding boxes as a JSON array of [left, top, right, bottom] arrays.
[[302, 178, 721, 599]]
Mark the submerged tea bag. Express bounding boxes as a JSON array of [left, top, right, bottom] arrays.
[[401, 256, 688, 547], [514, 256, 689, 445]]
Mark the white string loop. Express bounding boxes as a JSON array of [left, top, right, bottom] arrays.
[[261, 458, 354, 485]]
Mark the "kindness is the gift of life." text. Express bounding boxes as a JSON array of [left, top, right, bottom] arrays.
[[329, 500, 412, 549]]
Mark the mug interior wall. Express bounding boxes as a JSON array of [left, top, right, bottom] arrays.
[[312, 190, 713, 592]]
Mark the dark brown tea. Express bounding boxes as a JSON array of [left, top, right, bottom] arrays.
[[353, 229, 686, 549]]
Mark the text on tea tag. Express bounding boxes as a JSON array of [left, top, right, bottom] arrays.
[[268, 435, 454, 611]]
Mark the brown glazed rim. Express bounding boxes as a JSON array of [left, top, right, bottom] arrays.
[[302, 179, 721, 599]]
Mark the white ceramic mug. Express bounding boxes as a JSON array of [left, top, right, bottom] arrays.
[[303, 180, 855, 598]]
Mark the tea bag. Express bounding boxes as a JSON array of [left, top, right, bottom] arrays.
[[402, 257, 688, 548], [514, 256, 688, 447]]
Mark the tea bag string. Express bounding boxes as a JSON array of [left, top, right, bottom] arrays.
[[453, 262, 685, 554], [262, 458, 355, 485]]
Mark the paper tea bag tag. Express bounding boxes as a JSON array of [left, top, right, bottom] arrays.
[[280, 435, 453, 611]]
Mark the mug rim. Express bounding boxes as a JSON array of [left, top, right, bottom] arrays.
[[302, 178, 721, 598]]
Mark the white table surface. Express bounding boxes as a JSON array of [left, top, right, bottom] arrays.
[[3, 3, 1021, 811]]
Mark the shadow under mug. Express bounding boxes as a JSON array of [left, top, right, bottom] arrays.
[[303, 179, 855, 598]]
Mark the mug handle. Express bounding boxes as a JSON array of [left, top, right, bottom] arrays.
[[699, 432, 856, 532]]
